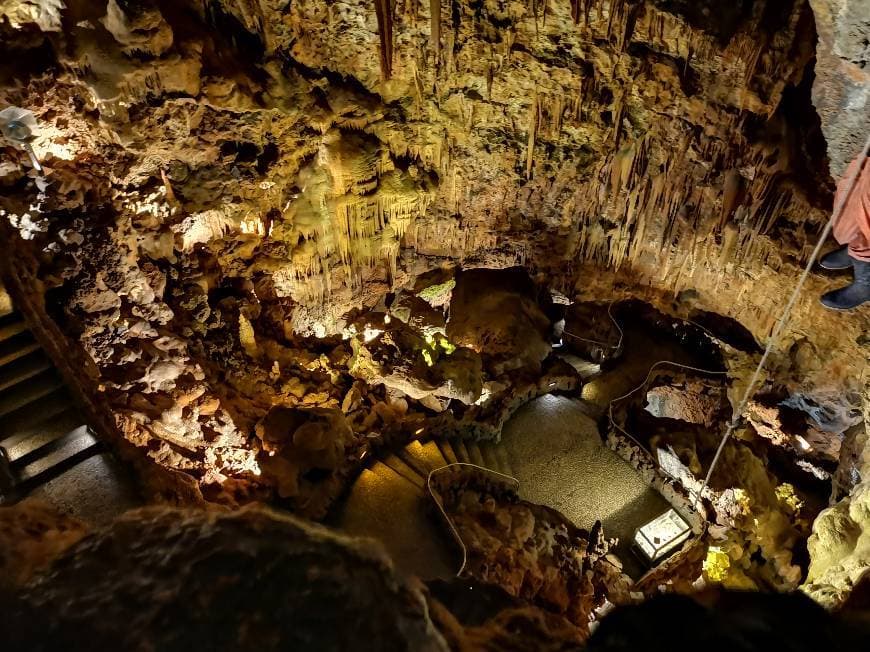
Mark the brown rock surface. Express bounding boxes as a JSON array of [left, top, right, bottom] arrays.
[[808, 0, 870, 174], [447, 267, 554, 374], [0, 499, 88, 589], [429, 465, 631, 636], [2, 505, 449, 651]]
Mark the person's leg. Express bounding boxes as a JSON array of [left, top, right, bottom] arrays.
[[819, 245, 852, 270], [822, 158, 867, 269], [821, 157, 870, 310], [845, 199, 870, 263]]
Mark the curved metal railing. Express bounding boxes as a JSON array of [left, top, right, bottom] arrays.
[[560, 300, 625, 352], [426, 462, 520, 578]]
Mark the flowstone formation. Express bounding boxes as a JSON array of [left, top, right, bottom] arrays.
[[0, 0, 869, 612]]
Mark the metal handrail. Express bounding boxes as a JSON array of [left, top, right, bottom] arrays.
[[561, 300, 624, 350], [607, 359, 729, 463], [426, 462, 520, 578]]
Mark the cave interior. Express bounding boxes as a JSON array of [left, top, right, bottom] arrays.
[[0, 0, 869, 650]]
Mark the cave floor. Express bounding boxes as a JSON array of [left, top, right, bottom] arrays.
[[501, 395, 669, 580], [27, 451, 142, 526]]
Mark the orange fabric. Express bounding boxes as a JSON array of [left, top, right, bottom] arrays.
[[832, 153, 870, 262]]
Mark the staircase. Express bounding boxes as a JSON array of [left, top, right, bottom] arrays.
[[330, 435, 515, 581], [333, 393, 674, 581], [0, 309, 104, 503], [0, 305, 142, 524]]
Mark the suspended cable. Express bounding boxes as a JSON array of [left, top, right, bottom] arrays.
[[693, 134, 870, 509]]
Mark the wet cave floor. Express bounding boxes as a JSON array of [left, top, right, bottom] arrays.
[[328, 318, 717, 582]]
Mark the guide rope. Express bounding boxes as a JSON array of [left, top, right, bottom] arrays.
[[693, 134, 870, 509]]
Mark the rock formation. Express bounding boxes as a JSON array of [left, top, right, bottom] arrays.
[[0, 0, 869, 623], [808, 0, 870, 175], [1, 504, 449, 651], [430, 464, 632, 638]]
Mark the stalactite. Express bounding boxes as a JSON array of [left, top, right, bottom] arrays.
[[718, 169, 744, 233], [531, 0, 540, 37], [570, 0, 582, 24], [430, 0, 440, 69], [375, 0, 394, 80], [621, 1, 642, 52], [526, 94, 539, 180], [611, 89, 626, 149], [762, 191, 790, 236]]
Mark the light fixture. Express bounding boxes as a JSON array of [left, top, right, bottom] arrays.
[[633, 508, 691, 564], [795, 434, 811, 451], [0, 106, 43, 173]]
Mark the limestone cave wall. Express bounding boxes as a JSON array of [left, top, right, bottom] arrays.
[[1, 0, 869, 591]]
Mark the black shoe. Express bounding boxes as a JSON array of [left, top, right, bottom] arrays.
[[820, 260, 870, 311], [819, 246, 853, 270]]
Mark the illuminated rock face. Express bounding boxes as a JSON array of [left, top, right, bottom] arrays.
[[808, 0, 870, 175], [0, 0, 868, 596]]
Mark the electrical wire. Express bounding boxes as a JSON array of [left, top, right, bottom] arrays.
[[561, 300, 625, 350], [607, 359, 728, 463]]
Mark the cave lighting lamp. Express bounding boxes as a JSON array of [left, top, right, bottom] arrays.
[[633, 508, 691, 564], [0, 106, 43, 173]]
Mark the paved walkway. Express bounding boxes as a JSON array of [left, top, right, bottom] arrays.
[[499, 395, 669, 579]]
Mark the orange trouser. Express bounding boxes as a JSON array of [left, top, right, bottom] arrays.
[[833, 153, 870, 262]]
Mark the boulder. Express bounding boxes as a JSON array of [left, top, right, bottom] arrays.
[[1, 506, 448, 651], [255, 406, 355, 498], [446, 268, 553, 375]]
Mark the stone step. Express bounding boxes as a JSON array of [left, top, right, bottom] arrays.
[[0, 317, 27, 343], [0, 388, 74, 439], [332, 462, 454, 581], [382, 453, 426, 489], [398, 440, 448, 479], [15, 426, 101, 488], [452, 439, 471, 464], [0, 350, 51, 393], [489, 443, 514, 477], [0, 370, 64, 420], [27, 451, 142, 526], [435, 438, 459, 465], [370, 461, 424, 493], [465, 440, 485, 467], [3, 407, 84, 462], [0, 334, 40, 368], [479, 443, 501, 472], [0, 309, 20, 327]]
